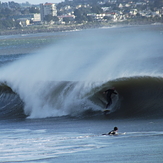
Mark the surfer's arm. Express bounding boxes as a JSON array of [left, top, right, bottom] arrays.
[[113, 91, 117, 94], [103, 89, 110, 94]]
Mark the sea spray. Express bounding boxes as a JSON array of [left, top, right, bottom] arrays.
[[0, 26, 163, 118]]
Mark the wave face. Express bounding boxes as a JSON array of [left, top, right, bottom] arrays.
[[0, 83, 25, 119], [108, 76, 163, 118], [0, 25, 163, 119]]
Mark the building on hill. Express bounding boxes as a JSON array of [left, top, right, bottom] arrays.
[[11, 14, 41, 24], [17, 18, 30, 27], [40, 3, 57, 22]]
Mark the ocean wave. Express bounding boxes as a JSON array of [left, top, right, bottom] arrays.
[[0, 76, 163, 120]]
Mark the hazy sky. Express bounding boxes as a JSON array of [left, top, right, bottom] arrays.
[[1, 0, 63, 5]]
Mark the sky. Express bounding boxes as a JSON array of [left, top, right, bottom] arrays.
[[1, 0, 63, 5]]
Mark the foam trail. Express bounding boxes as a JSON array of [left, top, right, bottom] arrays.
[[0, 26, 162, 118]]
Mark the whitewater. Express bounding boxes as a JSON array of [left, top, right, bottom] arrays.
[[0, 25, 163, 163]]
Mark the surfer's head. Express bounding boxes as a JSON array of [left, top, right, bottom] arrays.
[[114, 127, 118, 131]]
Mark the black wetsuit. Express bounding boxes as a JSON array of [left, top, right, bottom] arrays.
[[108, 130, 118, 135], [104, 89, 117, 108]]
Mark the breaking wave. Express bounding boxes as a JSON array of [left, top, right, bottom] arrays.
[[0, 75, 163, 119]]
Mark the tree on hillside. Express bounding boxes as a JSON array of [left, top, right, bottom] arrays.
[[103, 16, 112, 21], [0, 19, 21, 29], [44, 15, 54, 22], [74, 7, 91, 16], [74, 7, 92, 23], [8, 1, 20, 9], [74, 8, 82, 17], [53, 16, 59, 22], [91, 5, 103, 14], [44, 15, 59, 22], [29, 7, 40, 13], [63, 17, 74, 23], [73, 0, 100, 5], [153, 0, 163, 8], [0, 8, 13, 17]]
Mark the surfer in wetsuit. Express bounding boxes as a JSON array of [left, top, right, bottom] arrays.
[[108, 127, 118, 135], [103, 88, 117, 108]]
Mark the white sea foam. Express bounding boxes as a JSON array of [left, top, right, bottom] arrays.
[[0, 129, 102, 162]]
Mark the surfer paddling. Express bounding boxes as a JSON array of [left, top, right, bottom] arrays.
[[103, 88, 117, 108], [102, 127, 118, 135], [108, 127, 118, 135]]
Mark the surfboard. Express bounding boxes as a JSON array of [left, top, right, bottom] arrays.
[[102, 109, 110, 115], [102, 132, 126, 136]]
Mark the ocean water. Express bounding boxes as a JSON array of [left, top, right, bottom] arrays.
[[0, 25, 163, 162]]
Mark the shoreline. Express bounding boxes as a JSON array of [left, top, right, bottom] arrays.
[[0, 21, 162, 36], [0, 23, 102, 36]]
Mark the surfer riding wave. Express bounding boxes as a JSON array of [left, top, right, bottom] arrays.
[[103, 88, 117, 109]]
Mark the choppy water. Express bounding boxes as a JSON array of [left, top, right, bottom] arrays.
[[0, 118, 162, 163], [0, 25, 163, 162]]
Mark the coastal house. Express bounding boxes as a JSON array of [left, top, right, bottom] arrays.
[[31, 14, 41, 22], [76, 5, 82, 9], [125, 3, 131, 7], [64, 5, 71, 10], [58, 15, 75, 24], [130, 9, 138, 16], [119, 3, 124, 8], [96, 13, 106, 20], [102, 7, 111, 12], [17, 18, 30, 27], [153, 10, 162, 17]]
